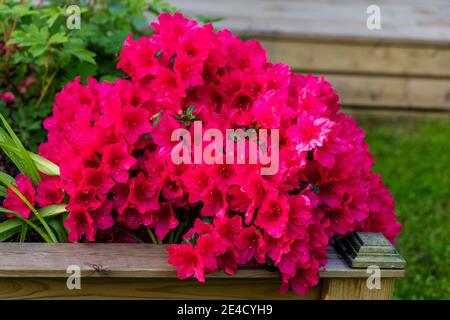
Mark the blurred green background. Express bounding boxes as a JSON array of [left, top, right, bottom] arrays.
[[355, 113, 450, 299]]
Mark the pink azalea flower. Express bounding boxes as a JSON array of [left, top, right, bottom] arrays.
[[117, 105, 152, 144], [123, 173, 160, 214], [200, 185, 227, 217], [286, 112, 333, 153], [214, 215, 242, 244], [235, 226, 266, 264], [254, 195, 290, 239], [148, 202, 178, 239], [64, 209, 96, 242], [226, 186, 251, 213], [36, 176, 65, 207], [102, 142, 136, 183], [241, 174, 278, 224], [1, 91, 15, 103], [3, 173, 35, 218], [167, 243, 205, 282]]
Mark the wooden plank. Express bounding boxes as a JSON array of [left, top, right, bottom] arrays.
[[0, 243, 404, 278], [171, 0, 450, 45], [260, 39, 450, 77], [321, 278, 395, 300], [325, 74, 450, 110], [0, 277, 321, 299]]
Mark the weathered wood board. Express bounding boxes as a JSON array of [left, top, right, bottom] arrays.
[[171, 0, 450, 44], [170, 0, 450, 112], [0, 233, 405, 299]]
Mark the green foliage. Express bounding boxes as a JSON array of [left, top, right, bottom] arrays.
[[0, 112, 40, 184], [0, 112, 65, 242], [355, 113, 450, 300], [0, 0, 178, 151], [0, 204, 67, 242]]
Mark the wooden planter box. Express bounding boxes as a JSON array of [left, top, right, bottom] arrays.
[[0, 232, 404, 300]]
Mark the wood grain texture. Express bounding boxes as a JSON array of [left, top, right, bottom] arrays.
[[0, 277, 321, 300], [171, 0, 450, 45], [260, 39, 450, 77], [0, 243, 405, 279], [167, 1, 450, 111], [321, 278, 395, 300], [0, 239, 404, 299], [326, 74, 450, 110]]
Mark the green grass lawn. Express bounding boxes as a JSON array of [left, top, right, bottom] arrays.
[[354, 112, 450, 300]]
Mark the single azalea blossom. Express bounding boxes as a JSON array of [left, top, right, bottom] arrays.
[[167, 243, 205, 282], [255, 195, 290, 239], [36, 176, 65, 207], [3, 173, 35, 218], [286, 111, 334, 153], [102, 142, 136, 183], [148, 202, 178, 239], [64, 209, 96, 242]]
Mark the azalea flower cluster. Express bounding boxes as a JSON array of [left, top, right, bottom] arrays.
[[3, 13, 400, 295]]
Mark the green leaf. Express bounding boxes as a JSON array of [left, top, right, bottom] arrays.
[[154, 50, 163, 58], [48, 32, 68, 45], [10, 3, 34, 19], [99, 75, 119, 83], [0, 137, 27, 175], [29, 153, 60, 176], [46, 14, 60, 28], [0, 142, 60, 176], [152, 112, 162, 127], [170, 53, 177, 70], [48, 216, 68, 243], [0, 225, 19, 242], [200, 216, 213, 224], [29, 44, 48, 57], [69, 48, 96, 64], [0, 171, 16, 184], [0, 204, 67, 242], [0, 113, 41, 185], [38, 204, 67, 218], [186, 105, 196, 115], [0, 207, 52, 243], [0, 186, 7, 198], [196, 15, 223, 24], [182, 232, 199, 245], [19, 223, 28, 242]]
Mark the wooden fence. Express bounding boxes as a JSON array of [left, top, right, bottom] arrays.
[[171, 0, 450, 114]]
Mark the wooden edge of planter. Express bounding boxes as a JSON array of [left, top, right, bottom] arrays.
[[0, 232, 405, 299], [0, 232, 404, 279]]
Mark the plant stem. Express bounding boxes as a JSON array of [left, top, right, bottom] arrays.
[[173, 219, 186, 244], [34, 67, 57, 111], [169, 229, 175, 243], [117, 227, 144, 244], [147, 228, 158, 244]]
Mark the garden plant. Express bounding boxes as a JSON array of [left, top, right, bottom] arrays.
[[0, 11, 402, 296]]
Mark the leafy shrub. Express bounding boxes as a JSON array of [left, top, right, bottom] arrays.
[[0, 0, 177, 150]]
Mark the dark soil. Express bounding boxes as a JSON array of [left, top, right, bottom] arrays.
[[0, 150, 20, 177]]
